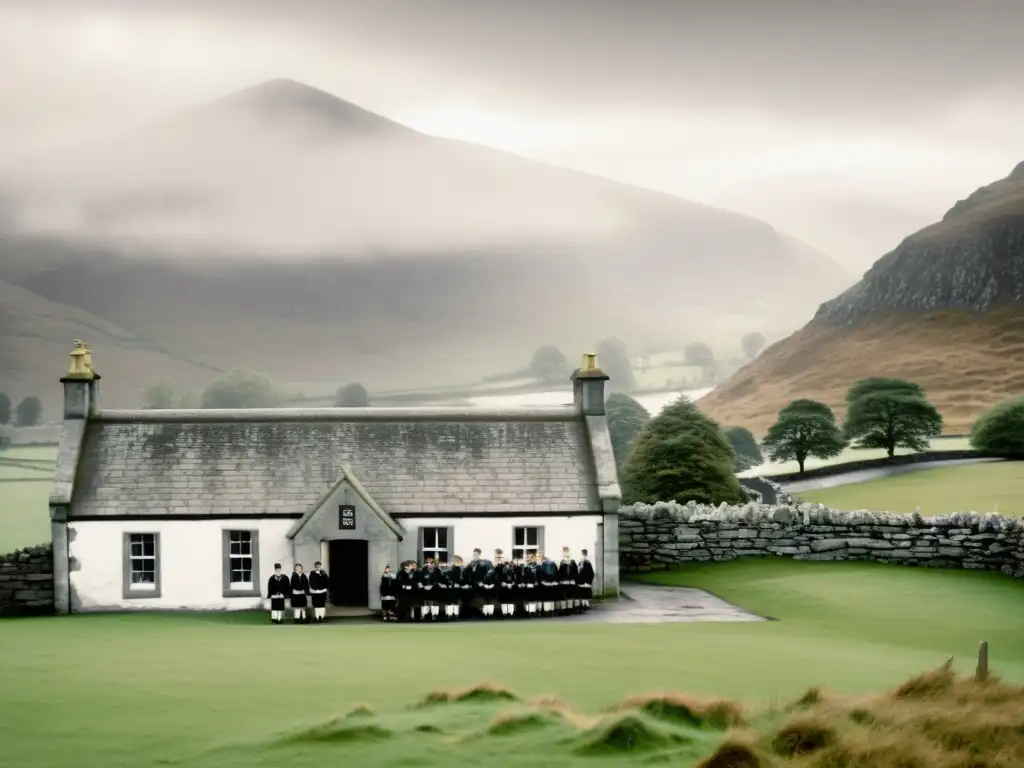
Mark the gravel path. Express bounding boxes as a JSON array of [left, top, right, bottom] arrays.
[[782, 458, 1003, 493]]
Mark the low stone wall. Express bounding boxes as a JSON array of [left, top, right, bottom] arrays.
[[619, 502, 1024, 578], [0, 544, 55, 616]]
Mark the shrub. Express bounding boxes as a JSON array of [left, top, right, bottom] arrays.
[[970, 396, 1024, 456]]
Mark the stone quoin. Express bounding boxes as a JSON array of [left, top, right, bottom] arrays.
[[46, 343, 622, 613]]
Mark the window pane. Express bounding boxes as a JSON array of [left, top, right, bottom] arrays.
[[514, 528, 525, 546], [526, 528, 538, 545], [436, 528, 448, 548], [131, 541, 143, 557], [512, 547, 524, 560], [142, 538, 155, 557], [423, 528, 436, 548]]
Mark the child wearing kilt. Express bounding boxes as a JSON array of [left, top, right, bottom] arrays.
[[266, 563, 289, 624]]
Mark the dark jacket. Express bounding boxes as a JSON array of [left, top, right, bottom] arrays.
[[417, 565, 441, 591], [308, 569, 329, 594], [538, 559, 558, 583], [577, 559, 595, 585], [266, 574, 289, 598], [471, 559, 493, 585], [290, 572, 310, 594], [379, 573, 397, 600], [396, 568, 416, 594], [558, 559, 579, 583]]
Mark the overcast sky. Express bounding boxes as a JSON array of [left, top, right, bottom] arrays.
[[2, 0, 1022, 268]]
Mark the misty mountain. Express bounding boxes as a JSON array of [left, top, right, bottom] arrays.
[[717, 174, 935, 272], [701, 161, 1024, 434], [0, 79, 850, 408]]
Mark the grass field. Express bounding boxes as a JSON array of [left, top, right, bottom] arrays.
[[801, 461, 1024, 516], [1, 560, 1021, 766], [739, 435, 971, 477]]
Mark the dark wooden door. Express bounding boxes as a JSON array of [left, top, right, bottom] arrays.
[[328, 539, 369, 607]]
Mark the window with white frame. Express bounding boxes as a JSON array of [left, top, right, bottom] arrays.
[[512, 526, 542, 560], [228, 531, 254, 588], [126, 533, 158, 594], [420, 527, 449, 563]]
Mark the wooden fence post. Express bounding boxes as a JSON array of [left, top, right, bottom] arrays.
[[976, 641, 989, 681]]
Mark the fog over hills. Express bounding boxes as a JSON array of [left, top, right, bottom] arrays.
[[0, 79, 851, 409], [701, 161, 1024, 434]]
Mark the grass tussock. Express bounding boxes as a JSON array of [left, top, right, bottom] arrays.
[[416, 682, 519, 708], [280, 720, 392, 744], [344, 703, 375, 719], [486, 708, 561, 736], [891, 659, 956, 699], [761, 665, 1024, 767], [614, 692, 744, 729], [696, 740, 772, 768], [574, 712, 691, 755], [769, 717, 837, 756], [790, 686, 823, 709]]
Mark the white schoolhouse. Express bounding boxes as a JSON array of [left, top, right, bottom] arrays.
[[48, 343, 621, 613]]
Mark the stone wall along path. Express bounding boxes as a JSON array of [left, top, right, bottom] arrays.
[[619, 501, 1024, 578]]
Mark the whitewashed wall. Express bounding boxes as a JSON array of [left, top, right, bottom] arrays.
[[397, 516, 602, 570], [68, 518, 295, 611]]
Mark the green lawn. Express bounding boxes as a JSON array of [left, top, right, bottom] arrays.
[[800, 460, 1024, 516], [740, 435, 971, 477], [1, 559, 1021, 767]]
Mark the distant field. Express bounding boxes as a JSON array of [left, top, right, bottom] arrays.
[[0, 445, 57, 553], [740, 436, 972, 477], [800, 461, 1024, 517]]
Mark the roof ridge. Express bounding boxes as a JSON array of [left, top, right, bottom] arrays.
[[93, 406, 580, 424]]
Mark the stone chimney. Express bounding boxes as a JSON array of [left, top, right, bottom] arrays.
[[59, 340, 100, 419], [570, 352, 610, 415]]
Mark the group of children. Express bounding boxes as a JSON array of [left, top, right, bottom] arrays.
[[377, 546, 596, 622], [265, 561, 330, 624]]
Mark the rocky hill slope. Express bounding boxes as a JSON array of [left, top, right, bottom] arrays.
[[700, 161, 1024, 434], [0, 79, 849, 411]]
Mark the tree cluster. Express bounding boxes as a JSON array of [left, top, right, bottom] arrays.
[[140, 371, 370, 410], [761, 377, 944, 473], [0, 392, 43, 427]]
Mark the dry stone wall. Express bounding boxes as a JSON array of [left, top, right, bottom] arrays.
[[0, 544, 54, 616], [620, 502, 1024, 578]]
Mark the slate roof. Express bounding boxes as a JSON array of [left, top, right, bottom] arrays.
[[69, 407, 599, 518]]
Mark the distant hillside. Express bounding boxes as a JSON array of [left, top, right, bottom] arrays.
[[700, 161, 1024, 434], [0, 79, 850, 411]]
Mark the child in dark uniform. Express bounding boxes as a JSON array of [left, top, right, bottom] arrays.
[[308, 561, 329, 623], [379, 564, 398, 621], [290, 563, 310, 623], [266, 563, 289, 624]]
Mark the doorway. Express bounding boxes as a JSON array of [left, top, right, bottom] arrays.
[[328, 539, 369, 607]]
